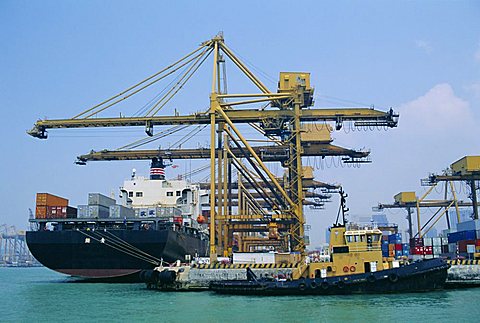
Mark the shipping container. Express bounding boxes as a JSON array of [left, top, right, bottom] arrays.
[[109, 205, 135, 218], [448, 230, 477, 243], [423, 238, 433, 246], [46, 206, 67, 219], [458, 240, 476, 253], [88, 193, 116, 207], [66, 206, 77, 219], [394, 243, 402, 251], [388, 233, 402, 244], [36, 193, 68, 207], [88, 205, 109, 219], [35, 206, 47, 219], [410, 238, 424, 247], [432, 237, 442, 246], [77, 205, 89, 218], [424, 246, 433, 255]]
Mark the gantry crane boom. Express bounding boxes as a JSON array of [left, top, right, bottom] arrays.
[[76, 143, 369, 164], [28, 108, 397, 139]]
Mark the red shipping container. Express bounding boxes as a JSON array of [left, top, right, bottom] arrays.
[[395, 244, 402, 251], [476, 239, 480, 247], [423, 246, 433, 255], [458, 240, 476, 253], [173, 216, 183, 225], [46, 206, 67, 219], [411, 246, 424, 255], [410, 238, 424, 247]]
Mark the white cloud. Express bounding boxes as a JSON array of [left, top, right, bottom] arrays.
[[415, 40, 432, 54], [398, 83, 473, 132]]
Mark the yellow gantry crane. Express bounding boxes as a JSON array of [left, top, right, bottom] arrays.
[[28, 34, 399, 261], [376, 156, 479, 240]]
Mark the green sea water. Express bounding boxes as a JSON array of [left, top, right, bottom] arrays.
[[1, 267, 479, 322]]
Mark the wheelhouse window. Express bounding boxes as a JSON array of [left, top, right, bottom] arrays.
[[167, 191, 173, 197], [176, 191, 181, 196], [128, 191, 133, 197], [136, 192, 143, 197]]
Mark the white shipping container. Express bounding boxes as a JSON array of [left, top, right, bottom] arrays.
[[109, 205, 135, 218], [423, 238, 433, 246], [432, 238, 442, 246], [77, 205, 89, 218], [88, 193, 116, 207]]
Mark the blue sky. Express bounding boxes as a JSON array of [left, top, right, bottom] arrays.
[[1, 1, 479, 245]]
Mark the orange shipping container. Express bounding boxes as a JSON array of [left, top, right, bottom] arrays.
[[35, 206, 47, 219], [36, 193, 68, 207]]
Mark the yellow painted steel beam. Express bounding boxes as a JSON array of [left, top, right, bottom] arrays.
[[217, 106, 296, 209], [28, 107, 398, 138], [76, 142, 369, 163]]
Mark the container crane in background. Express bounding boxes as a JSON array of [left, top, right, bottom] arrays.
[[28, 34, 399, 261], [0, 224, 39, 267], [376, 156, 479, 240]]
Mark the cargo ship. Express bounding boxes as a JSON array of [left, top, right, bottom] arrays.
[[26, 158, 209, 282]]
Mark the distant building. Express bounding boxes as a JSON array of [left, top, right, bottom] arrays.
[[449, 208, 473, 227], [372, 213, 389, 226]]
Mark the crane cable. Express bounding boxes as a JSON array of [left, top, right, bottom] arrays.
[[73, 44, 212, 119], [116, 125, 190, 150], [168, 125, 207, 149], [146, 48, 213, 116], [76, 229, 162, 265]]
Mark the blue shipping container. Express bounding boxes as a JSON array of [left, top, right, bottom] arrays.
[[448, 230, 477, 243], [388, 233, 402, 244]]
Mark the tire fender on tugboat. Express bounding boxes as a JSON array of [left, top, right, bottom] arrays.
[[367, 274, 376, 283], [388, 273, 399, 283]]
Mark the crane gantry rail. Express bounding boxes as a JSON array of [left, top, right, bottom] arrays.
[[28, 34, 399, 260]]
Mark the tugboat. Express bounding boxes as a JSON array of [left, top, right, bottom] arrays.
[[210, 190, 450, 295]]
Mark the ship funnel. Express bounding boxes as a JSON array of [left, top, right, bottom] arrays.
[[150, 157, 165, 180]]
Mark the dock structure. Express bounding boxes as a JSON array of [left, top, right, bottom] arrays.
[[0, 224, 40, 267]]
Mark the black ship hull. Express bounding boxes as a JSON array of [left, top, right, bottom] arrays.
[[26, 228, 208, 282], [210, 258, 449, 295]]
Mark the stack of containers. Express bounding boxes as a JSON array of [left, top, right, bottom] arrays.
[[78, 193, 115, 218], [410, 238, 424, 257], [423, 238, 433, 259], [35, 193, 75, 219], [448, 225, 477, 257], [381, 235, 389, 257], [388, 233, 402, 258]]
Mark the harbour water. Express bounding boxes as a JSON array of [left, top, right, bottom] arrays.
[[1, 267, 479, 322]]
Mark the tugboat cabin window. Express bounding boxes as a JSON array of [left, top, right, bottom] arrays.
[[176, 191, 181, 196], [128, 191, 133, 197], [167, 191, 173, 196], [136, 192, 143, 197]]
